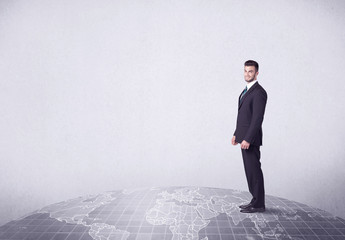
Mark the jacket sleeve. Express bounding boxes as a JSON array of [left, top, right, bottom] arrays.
[[244, 89, 267, 144]]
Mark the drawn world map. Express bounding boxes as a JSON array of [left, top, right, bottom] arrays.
[[0, 187, 344, 240]]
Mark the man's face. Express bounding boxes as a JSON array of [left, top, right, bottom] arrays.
[[244, 66, 258, 83]]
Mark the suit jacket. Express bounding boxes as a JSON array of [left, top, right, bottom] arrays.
[[234, 82, 267, 146]]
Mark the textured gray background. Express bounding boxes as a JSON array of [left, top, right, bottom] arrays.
[[1, 0, 345, 226]]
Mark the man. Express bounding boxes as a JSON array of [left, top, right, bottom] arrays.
[[232, 60, 267, 213]]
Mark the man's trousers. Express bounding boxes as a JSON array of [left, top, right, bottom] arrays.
[[241, 145, 265, 208]]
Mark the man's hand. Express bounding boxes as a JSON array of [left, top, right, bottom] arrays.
[[231, 136, 238, 145], [241, 140, 250, 149]]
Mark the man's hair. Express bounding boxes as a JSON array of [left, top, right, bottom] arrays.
[[244, 60, 259, 72]]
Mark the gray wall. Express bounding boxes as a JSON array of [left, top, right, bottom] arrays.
[[1, 0, 345, 225]]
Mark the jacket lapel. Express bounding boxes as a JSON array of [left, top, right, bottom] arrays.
[[238, 82, 258, 109]]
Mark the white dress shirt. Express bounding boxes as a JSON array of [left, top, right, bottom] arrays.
[[246, 80, 257, 91]]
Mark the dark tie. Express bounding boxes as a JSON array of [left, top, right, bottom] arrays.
[[240, 86, 247, 100]]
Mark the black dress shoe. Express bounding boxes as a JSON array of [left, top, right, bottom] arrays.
[[240, 206, 265, 213], [238, 203, 253, 209]]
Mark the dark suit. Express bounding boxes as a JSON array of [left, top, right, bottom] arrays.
[[234, 81, 267, 208]]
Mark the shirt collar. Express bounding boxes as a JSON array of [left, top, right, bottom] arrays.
[[246, 80, 257, 90]]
